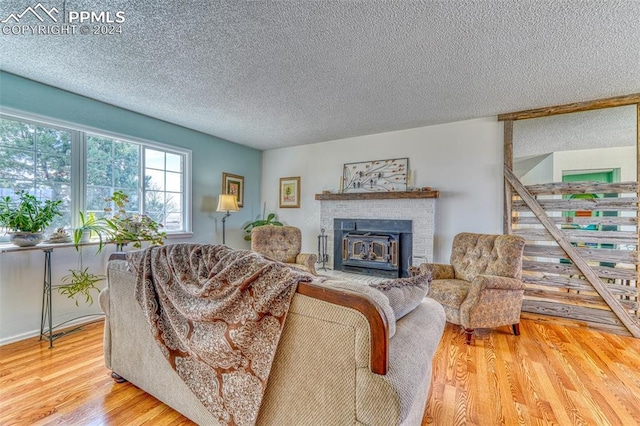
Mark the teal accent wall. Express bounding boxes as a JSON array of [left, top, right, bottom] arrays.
[[0, 71, 262, 246]]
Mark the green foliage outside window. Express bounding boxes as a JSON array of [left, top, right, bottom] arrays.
[[1, 114, 186, 306], [0, 118, 72, 235]]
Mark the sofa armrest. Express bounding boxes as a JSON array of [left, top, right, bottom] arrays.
[[296, 281, 389, 374], [419, 262, 454, 280], [296, 252, 318, 275], [110, 252, 127, 261], [98, 286, 111, 369]]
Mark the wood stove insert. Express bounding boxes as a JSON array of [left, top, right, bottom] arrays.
[[334, 218, 412, 278]]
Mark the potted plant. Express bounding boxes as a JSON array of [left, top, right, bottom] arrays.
[[62, 213, 112, 306], [243, 205, 283, 241], [59, 267, 105, 306], [0, 190, 63, 247], [71, 190, 166, 250], [103, 190, 166, 248], [72, 211, 115, 252], [61, 190, 166, 305]]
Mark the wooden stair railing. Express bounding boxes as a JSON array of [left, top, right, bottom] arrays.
[[504, 167, 640, 338]]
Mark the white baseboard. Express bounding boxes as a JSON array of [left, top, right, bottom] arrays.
[[0, 314, 104, 347]]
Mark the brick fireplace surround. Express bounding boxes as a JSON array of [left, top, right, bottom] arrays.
[[316, 191, 439, 271]]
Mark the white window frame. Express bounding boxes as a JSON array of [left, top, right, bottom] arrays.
[[0, 107, 193, 237]]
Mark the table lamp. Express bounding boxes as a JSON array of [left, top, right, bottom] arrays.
[[216, 194, 240, 244]]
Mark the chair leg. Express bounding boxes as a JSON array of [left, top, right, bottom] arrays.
[[512, 323, 521, 336], [111, 372, 128, 383], [464, 328, 473, 345]]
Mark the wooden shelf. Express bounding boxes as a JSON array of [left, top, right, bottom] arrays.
[[315, 190, 439, 201]]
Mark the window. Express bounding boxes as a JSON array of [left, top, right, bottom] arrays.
[[86, 134, 140, 217], [0, 117, 72, 241], [0, 112, 191, 242], [144, 148, 184, 232]]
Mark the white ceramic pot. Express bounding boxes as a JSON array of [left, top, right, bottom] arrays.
[[80, 230, 91, 243], [9, 232, 44, 247]]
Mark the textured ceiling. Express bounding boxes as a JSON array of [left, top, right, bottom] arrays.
[[1, 1, 639, 150], [514, 105, 637, 159]]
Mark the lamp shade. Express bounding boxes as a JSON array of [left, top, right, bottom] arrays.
[[216, 194, 240, 212]]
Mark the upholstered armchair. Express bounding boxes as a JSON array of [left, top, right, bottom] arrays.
[[420, 232, 526, 344], [251, 225, 318, 275]]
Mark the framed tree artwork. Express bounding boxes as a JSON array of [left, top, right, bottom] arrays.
[[222, 172, 244, 207], [342, 157, 408, 193], [279, 176, 300, 208]]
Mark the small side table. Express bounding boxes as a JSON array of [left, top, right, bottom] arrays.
[[1, 242, 105, 348], [39, 247, 104, 348]]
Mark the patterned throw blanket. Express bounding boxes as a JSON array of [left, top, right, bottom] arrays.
[[127, 244, 314, 426]]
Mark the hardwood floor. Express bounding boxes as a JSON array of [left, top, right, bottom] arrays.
[[425, 321, 640, 425], [1, 318, 639, 425]]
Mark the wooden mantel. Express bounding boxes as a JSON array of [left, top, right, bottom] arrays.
[[315, 190, 439, 201]]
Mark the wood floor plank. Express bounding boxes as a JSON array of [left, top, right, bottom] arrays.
[[555, 332, 629, 425], [1, 318, 640, 425], [530, 361, 571, 425], [424, 320, 640, 425], [560, 329, 640, 424]]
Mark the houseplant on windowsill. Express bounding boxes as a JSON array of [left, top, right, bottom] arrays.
[[61, 190, 166, 305], [103, 190, 166, 249], [71, 190, 166, 250], [0, 190, 63, 247], [73, 211, 114, 251]]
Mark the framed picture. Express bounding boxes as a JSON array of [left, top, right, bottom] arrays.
[[279, 176, 300, 208], [342, 157, 408, 193], [222, 172, 244, 207]]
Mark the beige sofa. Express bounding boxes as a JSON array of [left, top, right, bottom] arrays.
[[100, 254, 446, 425]]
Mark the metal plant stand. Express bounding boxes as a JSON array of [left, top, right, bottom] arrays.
[[1, 243, 105, 348], [39, 247, 104, 348]]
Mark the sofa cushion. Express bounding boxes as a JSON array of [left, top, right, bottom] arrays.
[[370, 273, 431, 320]]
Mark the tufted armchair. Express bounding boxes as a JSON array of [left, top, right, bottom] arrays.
[[251, 225, 318, 275], [419, 232, 526, 344]]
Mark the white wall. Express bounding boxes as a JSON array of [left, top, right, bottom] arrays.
[[521, 154, 554, 185], [518, 146, 636, 186], [261, 117, 505, 263], [553, 146, 636, 182]]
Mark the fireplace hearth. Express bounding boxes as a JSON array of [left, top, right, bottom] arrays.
[[334, 218, 412, 278]]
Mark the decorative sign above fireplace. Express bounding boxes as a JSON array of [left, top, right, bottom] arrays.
[[334, 218, 412, 278], [342, 158, 408, 193]]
